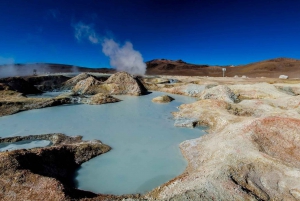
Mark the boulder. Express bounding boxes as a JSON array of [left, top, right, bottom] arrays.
[[152, 95, 174, 103], [279, 75, 288, 79], [104, 72, 147, 95], [89, 93, 120, 105]]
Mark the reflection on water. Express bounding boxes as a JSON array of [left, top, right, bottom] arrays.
[[0, 91, 206, 195], [0, 140, 51, 152]]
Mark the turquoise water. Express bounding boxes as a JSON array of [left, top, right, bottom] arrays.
[[0, 91, 205, 195], [0, 140, 51, 151]]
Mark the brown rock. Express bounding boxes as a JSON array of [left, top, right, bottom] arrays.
[[104, 72, 147, 95], [61, 73, 94, 90], [152, 95, 174, 103], [72, 77, 102, 95], [89, 93, 120, 105], [73, 72, 147, 96]]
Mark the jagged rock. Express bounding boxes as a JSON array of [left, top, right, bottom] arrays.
[[199, 85, 238, 103], [152, 95, 174, 103], [61, 73, 94, 90], [0, 77, 41, 94], [72, 72, 147, 96], [72, 77, 102, 95], [104, 72, 147, 95], [89, 93, 121, 105]]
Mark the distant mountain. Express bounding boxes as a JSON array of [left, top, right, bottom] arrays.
[[146, 58, 300, 78], [1, 58, 300, 78]]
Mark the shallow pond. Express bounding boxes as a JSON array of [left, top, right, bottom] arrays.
[[0, 91, 205, 195]]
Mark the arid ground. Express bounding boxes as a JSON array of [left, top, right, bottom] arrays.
[[1, 59, 300, 200]]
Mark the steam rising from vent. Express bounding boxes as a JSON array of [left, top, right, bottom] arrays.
[[73, 22, 146, 75], [102, 39, 146, 75], [0, 62, 51, 78]]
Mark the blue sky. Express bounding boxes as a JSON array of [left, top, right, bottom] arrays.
[[0, 0, 300, 68]]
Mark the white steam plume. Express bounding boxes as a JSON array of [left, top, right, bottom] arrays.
[[73, 22, 99, 44], [73, 22, 146, 75], [102, 39, 146, 75], [0, 57, 51, 78]]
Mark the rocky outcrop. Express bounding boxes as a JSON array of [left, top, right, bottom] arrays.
[[24, 75, 70, 91], [152, 95, 174, 103], [61, 73, 95, 90], [198, 85, 238, 103], [104, 72, 147, 95], [0, 77, 41, 94], [0, 133, 144, 201], [89, 93, 120, 105], [72, 72, 147, 96], [72, 77, 102, 95], [0, 133, 109, 200], [0, 90, 70, 117]]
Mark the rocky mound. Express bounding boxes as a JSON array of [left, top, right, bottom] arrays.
[[152, 95, 174, 103], [89, 93, 121, 105], [72, 72, 147, 96], [104, 72, 147, 95], [0, 77, 41, 94], [199, 85, 238, 103], [72, 77, 102, 95], [61, 73, 95, 90]]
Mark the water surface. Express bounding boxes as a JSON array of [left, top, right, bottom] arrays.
[[0, 91, 205, 195], [0, 140, 51, 152]]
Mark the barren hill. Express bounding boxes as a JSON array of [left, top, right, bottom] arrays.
[[1, 58, 300, 78], [146, 58, 300, 78]]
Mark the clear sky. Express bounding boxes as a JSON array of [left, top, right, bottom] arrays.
[[0, 0, 300, 68]]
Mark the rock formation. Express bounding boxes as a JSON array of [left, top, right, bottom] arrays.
[[89, 93, 120, 105], [152, 95, 174, 103], [72, 72, 147, 96], [0, 89, 70, 117], [198, 85, 238, 103], [72, 76, 102, 95], [61, 73, 94, 90], [0, 77, 41, 94], [24, 75, 70, 91]]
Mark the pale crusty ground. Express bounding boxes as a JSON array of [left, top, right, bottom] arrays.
[[142, 76, 300, 200]]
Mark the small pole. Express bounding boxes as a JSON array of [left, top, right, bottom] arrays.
[[222, 68, 226, 77]]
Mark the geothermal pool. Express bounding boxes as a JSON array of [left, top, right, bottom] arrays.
[[0, 91, 205, 195]]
